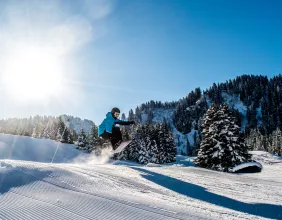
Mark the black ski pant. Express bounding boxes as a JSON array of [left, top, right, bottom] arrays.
[[100, 126, 122, 150]]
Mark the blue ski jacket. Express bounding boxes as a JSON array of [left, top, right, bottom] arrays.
[[98, 112, 130, 136]]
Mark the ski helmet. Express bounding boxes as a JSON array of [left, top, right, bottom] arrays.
[[111, 107, 120, 114]]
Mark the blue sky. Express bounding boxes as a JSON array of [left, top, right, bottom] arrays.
[[0, 0, 281, 124]]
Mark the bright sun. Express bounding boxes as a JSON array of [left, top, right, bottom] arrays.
[[2, 46, 63, 101]]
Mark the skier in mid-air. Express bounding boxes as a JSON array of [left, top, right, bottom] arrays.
[[98, 107, 135, 150]]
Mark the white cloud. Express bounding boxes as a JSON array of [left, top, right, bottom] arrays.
[[0, 0, 113, 55]]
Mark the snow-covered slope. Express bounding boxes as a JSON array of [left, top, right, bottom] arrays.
[[250, 150, 282, 164], [0, 135, 282, 220], [0, 134, 83, 163], [61, 114, 94, 135], [221, 92, 248, 131]]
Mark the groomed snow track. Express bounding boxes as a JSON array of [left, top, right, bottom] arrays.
[[0, 160, 207, 220]]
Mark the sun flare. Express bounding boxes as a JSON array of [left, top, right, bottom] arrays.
[[2, 46, 63, 101]]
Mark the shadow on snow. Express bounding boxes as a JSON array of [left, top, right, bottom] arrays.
[[131, 167, 282, 219], [0, 166, 52, 195]]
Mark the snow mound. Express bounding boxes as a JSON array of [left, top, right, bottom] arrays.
[[146, 163, 161, 167], [0, 133, 86, 163], [250, 151, 282, 165], [231, 162, 263, 173]]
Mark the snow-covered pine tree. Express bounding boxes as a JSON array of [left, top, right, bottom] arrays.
[[137, 142, 148, 163], [220, 104, 251, 170], [149, 138, 159, 163], [137, 130, 157, 164], [32, 122, 42, 138], [124, 123, 146, 162], [56, 117, 73, 143], [23, 116, 34, 136], [269, 128, 282, 156], [43, 118, 53, 139], [245, 128, 269, 151], [128, 109, 135, 121], [56, 119, 65, 142], [195, 103, 250, 172], [137, 124, 151, 164], [159, 121, 176, 163], [49, 119, 59, 140], [125, 122, 176, 164], [113, 127, 133, 160], [127, 124, 142, 161], [195, 104, 219, 168], [77, 129, 88, 150], [156, 123, 166, 162], [88, 125, 99, 149], [147, 124, 159, 163], [14, 119, 25, 135]]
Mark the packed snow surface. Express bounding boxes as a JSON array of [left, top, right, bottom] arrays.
[[0, 134, 282, 220]]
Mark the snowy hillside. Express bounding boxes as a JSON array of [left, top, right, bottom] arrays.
[[250, 151, 282, 165], [138, 91, 251, 155], [1, 135, 282, 219], [221, 92, 248, 131], [0, 134, 83, 163], [140, 108, 193, 154], [61, 114, 94, 135], [138, 92, 254, 155]]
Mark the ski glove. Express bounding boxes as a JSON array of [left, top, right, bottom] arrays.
[[114, 121, 135, 125]]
